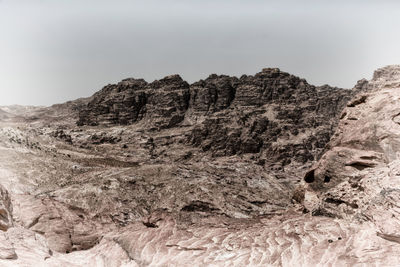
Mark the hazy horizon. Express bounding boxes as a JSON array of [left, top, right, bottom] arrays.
[[1, 0, 400, 106]]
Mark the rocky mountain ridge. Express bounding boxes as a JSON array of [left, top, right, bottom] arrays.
[[0, 66, 399, 266], [77, 68, 354, 169]]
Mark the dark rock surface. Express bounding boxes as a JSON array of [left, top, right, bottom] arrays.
[[77, 75, 190, 129], [77, 79, 148, 126], [78, 68, 355, 168], [188, 74, 239, 117], [143, 75, 190, 129]]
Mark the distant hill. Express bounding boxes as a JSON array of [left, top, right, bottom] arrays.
[[0, 108, 11, 120]]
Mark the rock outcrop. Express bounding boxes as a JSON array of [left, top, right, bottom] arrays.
[[189, 70, 353, 167], [78, 68, 354, 169], [187, 74, 239, 118], [0, 185, 12, 232], [77, 75, 190, 129], [303, 65, 400, 235]]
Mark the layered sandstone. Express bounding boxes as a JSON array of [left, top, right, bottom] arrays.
[[0, 67, 399, 266], [78, 68, 354, 169]]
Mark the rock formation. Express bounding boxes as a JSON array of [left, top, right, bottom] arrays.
[[78, 68, 354, 169], [77, 75, 190, 129], [0, 66, 400, 265], [303, 65, 400, 234]]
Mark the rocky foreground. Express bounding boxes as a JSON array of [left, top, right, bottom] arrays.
[[0, 66, 399, 266]]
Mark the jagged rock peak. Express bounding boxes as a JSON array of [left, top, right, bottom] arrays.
[[261, 67, 281, 73], [372, 64, 400, 81], [118, 78, 148, 86], [76, 68, 356, 170], [78, 68, 347, 128], [159, 74, 184, 81], [370, 64, 400, 89]]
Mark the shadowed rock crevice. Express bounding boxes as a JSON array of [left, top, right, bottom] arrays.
[[345, 161, 375, 170], [181, 201, 219, 213], [304, 169, 315, 183]]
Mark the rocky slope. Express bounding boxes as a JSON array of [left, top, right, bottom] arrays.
[[303, 65, 400, 234], [0, 66, 399, 266], [78, 68, 353, 169]]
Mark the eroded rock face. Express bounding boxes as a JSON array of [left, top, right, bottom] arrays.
[[79, 68, 354, 169], [188, 74, 239, 118], [189, 77, 353, 166], [12, 194, 105, 253], [3, 66, 400, 266], [143, 75, 190, 129], [77, 78, 148, 126], [0, 185, 12, 232], [303, 65, 400, 234], [112, 212, 400, 266], [77, 75, 190, 129]]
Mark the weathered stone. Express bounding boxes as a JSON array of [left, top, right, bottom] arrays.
[[143, 75, 190, 129], [78, 68, 353, 169], [3, 66, 400, 266], [77, 75, 190, 129], [303, 66, 400, 236], [189, 69, 354, 167], [188, 74, 239, 118], [0, 185, 12, 232]]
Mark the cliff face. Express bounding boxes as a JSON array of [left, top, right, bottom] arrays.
[[303, 66, 400, 233], [77, 75, 190, 128], [78, 68, 354, 168]]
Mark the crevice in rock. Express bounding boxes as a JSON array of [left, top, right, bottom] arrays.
[[304, 169, 315, 183], [345, 161, 375, 171], [249, 200, 268, 206], [166, 244, 206, 251], [347, 95, 367, 107], [181, 201, 218, 212], [392, 112, 400, 125], [325, 198, 358, 209], [142, 221, 159, 228], [377, 232, 400, 244], [359, 155, 378, 160], [325, 198, 346, 205], [311, 208, 336, 218], [27, 214, 42, 229]]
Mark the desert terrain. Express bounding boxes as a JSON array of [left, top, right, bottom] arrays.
[[0, 66, 400, 266]]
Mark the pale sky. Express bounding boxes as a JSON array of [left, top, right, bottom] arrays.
[[1, 0, 400, 105]]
